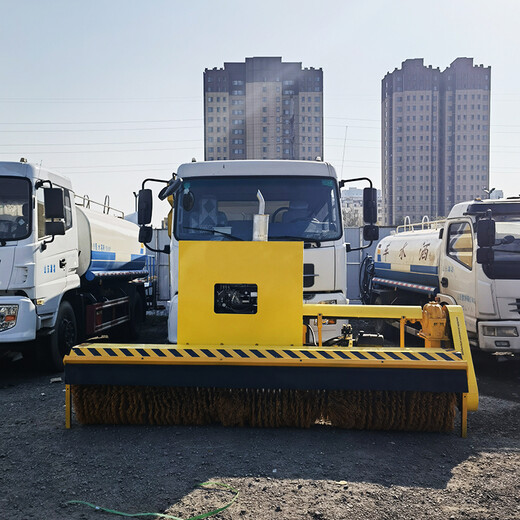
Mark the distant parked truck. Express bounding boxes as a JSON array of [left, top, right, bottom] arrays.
[[0, 160, 148, 369], [362, 198, 520, 353]]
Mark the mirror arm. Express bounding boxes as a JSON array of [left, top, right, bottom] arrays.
[[35, 179, 53, 190], [40, 234, 55, 252], [339, 177, 373, 189], [143, 243, 170, 255], [346, 240, 373, 253], [141, 177, 170, 190]]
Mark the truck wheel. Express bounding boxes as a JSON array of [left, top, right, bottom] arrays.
[[48, 301, 77, 372]]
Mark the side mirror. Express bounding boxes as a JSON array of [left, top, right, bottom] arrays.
[[476, 247, 494, 265], [477, 218, 496, 247], [363, 187, 378, 224], [45, 221, 65, 236], [363, 224, 379, 242], [158, 178, 182, 201], [137, 189, 153, 225], [139, 225, 153, 244], [44, 188, 65, 219]]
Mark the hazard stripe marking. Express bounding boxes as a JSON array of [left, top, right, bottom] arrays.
[[65, 345, 468, 370]]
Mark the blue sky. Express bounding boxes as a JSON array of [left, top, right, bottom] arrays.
[[1, 0, 520, 219]]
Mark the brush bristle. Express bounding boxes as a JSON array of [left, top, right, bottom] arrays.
[[71, 385, 456, 432]]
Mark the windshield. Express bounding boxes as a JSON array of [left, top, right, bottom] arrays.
[[174, 175, 342, 242], [0, 177, 31, 242], [482, 215, 520, 280]]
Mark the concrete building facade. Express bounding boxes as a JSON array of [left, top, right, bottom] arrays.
[[382, 58, 491, 225], [204, 57, 323, 161]]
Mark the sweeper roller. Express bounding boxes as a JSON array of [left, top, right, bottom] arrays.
[[64, 241, 478, 436]]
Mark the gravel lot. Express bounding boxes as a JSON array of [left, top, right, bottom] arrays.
[[1, 314, 519, 520]]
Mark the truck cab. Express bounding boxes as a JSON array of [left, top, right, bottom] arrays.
[[444, 199, 520, 352], [0, 161, 80, 343], [164, 160, 348, 343]]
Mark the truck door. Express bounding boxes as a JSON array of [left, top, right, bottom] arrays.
[[34, 187, 78, 317], [439, 220, 477, 331]]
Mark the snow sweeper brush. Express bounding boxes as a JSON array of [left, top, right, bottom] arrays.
[[64, 241, 478, 436]]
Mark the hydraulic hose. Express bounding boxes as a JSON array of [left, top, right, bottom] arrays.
[[359, 255, 374, 305]]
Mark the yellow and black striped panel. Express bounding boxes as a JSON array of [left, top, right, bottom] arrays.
[[64, 343, 465, 370], [64, 344, 469, 393]]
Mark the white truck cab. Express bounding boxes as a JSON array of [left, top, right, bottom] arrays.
[[166, 160, 348, 343], [0, 161, 80, 343], [0, 160, 147, 369], [369, 198, 520, 353]]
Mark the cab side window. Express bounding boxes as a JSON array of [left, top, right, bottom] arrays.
[[447, 222, 473, 269], [36, 186, 72, 238], [37, 190, 46, 239], [64, 189, 73, 230]]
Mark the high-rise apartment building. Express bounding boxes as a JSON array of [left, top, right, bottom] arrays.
[[382, 58, 491, 225], [203, 57, 323, 161]]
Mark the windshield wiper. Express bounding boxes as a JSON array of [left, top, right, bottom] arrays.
[[269, 235, 322, 247], [183, 226, 243, 241]]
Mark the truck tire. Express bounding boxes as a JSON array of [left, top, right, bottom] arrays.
[[48, 301, 77, 372]]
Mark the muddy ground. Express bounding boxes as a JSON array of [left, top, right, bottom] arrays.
[[1, 312, 519, 520]]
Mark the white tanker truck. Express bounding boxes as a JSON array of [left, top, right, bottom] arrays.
[[0, 160, 149, 369], [361, 198, 520, 354]]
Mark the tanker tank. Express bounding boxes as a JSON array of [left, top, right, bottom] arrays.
[[373, 227, 443, 295], [76, 206, 148, 281]]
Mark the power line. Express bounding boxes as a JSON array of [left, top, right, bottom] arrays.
[[0, 146, 203, 155], [0, 118, 203, 126]]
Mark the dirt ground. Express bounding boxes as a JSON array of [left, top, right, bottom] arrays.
[[1, 313, 519, 520]]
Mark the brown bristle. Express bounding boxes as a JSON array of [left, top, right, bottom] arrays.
[[71, 385, 457, 432]]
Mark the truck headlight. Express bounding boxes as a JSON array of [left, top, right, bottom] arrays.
[[482, 326, 519, 337], [0, 305, 18, 332]]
